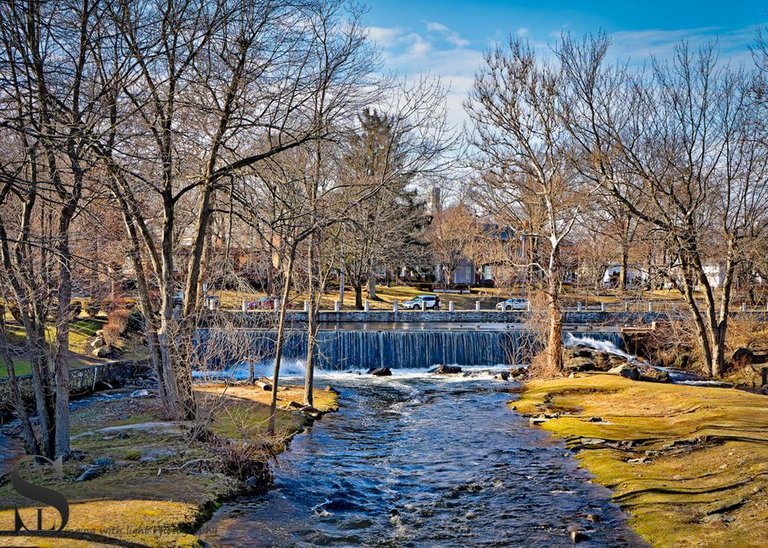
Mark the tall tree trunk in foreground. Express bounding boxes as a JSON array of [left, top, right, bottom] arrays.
[[268, 248, 296, 435], [304, 233, 318, 407]]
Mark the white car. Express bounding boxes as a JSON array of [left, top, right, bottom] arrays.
[[496, 298, 528, 311], [402, 294, 440, 310]]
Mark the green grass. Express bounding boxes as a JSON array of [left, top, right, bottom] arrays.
[[515, 375, 768, 547], [0, 383, 338, 546], [1, 317, 105, 378], [0, 355, 95, 379]]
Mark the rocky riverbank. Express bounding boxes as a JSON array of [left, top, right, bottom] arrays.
[[0, 383, 338, 546], [514, 374, 768, 547]]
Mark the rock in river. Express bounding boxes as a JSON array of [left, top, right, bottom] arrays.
[[368, 367, 392, 376], [430, 365, 463, 375]]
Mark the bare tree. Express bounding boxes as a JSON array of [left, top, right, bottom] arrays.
[[560, 35, 768, 377], [426, 203, 481, 287], [466, 39, 591, 374], [0, 0, 117, 457]]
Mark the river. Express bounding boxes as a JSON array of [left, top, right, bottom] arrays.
[[199, 370, 644, 547]]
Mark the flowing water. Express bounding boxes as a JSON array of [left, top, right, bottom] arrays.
[[199, 370, 643, 547], [201, 325, 624, 372]]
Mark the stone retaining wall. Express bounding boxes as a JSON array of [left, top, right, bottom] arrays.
[[0, 359, 151, 412]]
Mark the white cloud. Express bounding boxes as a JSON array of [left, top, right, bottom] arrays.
[[426, 21, 450, 33], [607, 25, 758, 66], [407, 33, 432, 57], [366, 26, 403, 48], [446, 34, 471, 48], [367, 19, 761, 133], [425, 21, 471, 48]]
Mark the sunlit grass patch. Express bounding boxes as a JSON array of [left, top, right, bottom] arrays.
[[515, 375, 768, 547]]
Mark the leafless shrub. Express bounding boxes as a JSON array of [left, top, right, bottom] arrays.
[[641, 314, 701, 371], [213, 439, 277, 484], [103, 309, 130, 345], [519, 290, 558, 376]]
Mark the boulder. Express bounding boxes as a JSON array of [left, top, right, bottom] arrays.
[[509, 367, 529, 379], [243, 476, 262, 491], [565, 346, 623, 372], [732, 347, 768, 366], [608, 363, 669, 382], [565, 346, 594, 359], [564, 357, 597, 372], [76, 467, 102, 482], [636, 364, 670, 383], [608, 355, 630, 368], [570, 530, 589, 543], [139, 448, 176, 463], [608, 364, 640, 380], [431, 365, 462, 375], [493, 371, 510, 381], [369, 367, 392, 376]]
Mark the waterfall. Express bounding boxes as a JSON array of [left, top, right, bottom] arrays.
[[564, 333, 629, 358], [199, 327, 625, 371]]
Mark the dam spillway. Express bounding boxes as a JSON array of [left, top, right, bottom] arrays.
[[199, 323, 624, 371]]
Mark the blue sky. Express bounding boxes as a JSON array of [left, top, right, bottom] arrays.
[[363, 1, 767, 125]]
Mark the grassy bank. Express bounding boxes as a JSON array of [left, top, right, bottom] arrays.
[[514, 375, 768, 547], [1, 317, 107, 378], [0, 383, 338, 546]]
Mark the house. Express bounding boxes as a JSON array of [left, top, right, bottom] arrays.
[[601, 265, 648, 288]]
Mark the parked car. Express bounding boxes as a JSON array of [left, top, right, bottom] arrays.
[[402, 294, 440, 310], [496, 298, 528, 311]]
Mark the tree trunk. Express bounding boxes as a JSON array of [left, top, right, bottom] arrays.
[[710, 252, 735, 378], [711, 320, 727, 378], [354, 283, 363, 310], [304, 234, 318, 407], [268, 248, 296, 435], [29, 323, 55, 458], [157, 202, 192, 420], [368, 257, 377, 300], [0, 314, 39, 455], [183, 184, 213, 318], [619, 240, 629, 291], [678, 260, 715, 376], [52, 212, 73, 458], [546, 242, 564, 375], [547, 278, 564, 374], [116, 195, 169, 406]]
